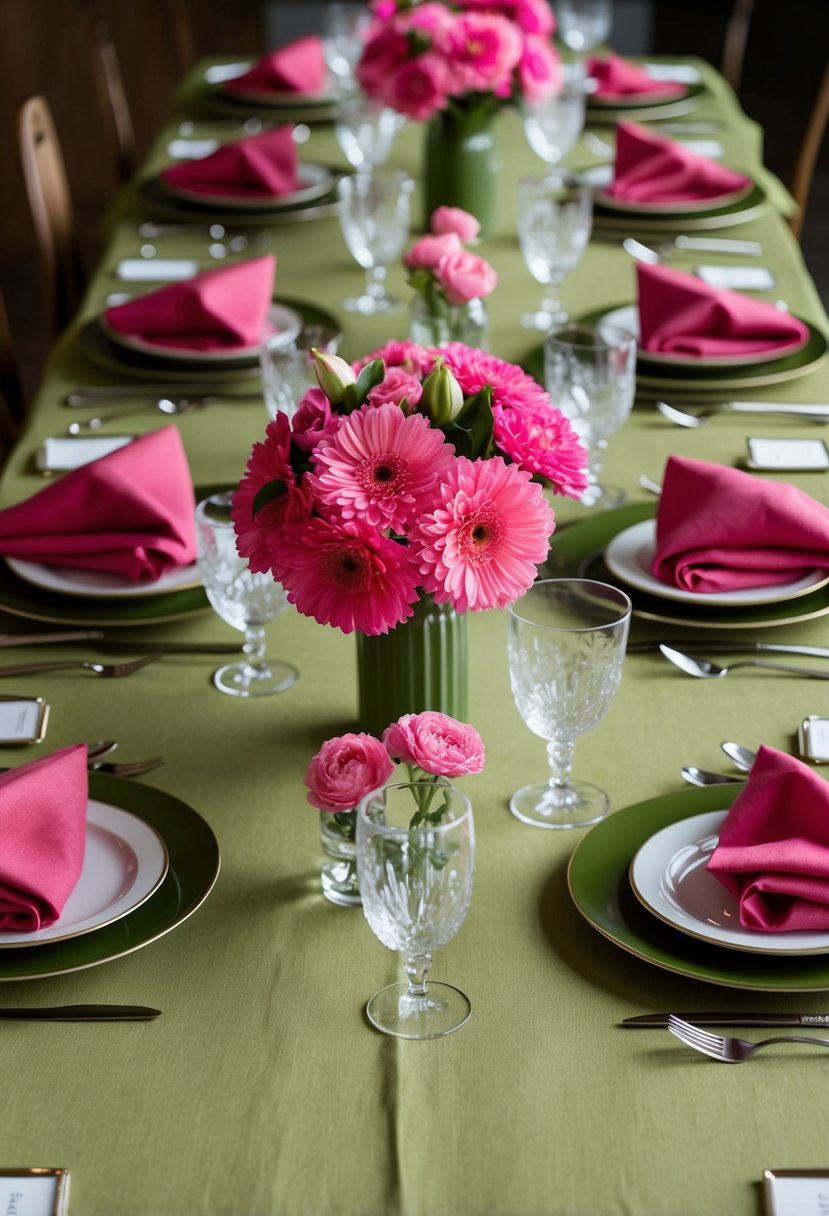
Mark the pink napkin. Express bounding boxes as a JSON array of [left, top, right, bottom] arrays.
[[0, 427, 197, 583], [587, 54, 685, 101], [161, 127, 299, 200], [224, 36, 326, 96], [608, 121, 751, 203], [707, 746, 829, 932], [105, 256, 276, 353], [637, 262, 810, 357], [0, 744, 88, 933], [651, 454, 829, 593]]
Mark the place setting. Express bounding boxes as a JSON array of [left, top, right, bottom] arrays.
[[584, 53, 708, 122], [184, 35, 337, 122]]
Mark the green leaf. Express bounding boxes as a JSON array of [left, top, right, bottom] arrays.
[[251, 479, 288, 517], [343, 358, 386, 412], [446, 386, 494, 459]]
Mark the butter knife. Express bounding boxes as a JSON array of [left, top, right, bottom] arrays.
[[621, 1012, 829, 1028], [0, 1004, 161, 1021], [0, 632, 241, 655], [627, 641, 829, 659]]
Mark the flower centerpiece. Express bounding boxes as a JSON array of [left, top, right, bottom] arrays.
[[233, 338, 588, 732], [306, 710, 485, 904], [406, 206, 497, 349], [356, 0, 562, 234]]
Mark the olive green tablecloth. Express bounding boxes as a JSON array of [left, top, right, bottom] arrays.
[[1, 59, 829, 1216]]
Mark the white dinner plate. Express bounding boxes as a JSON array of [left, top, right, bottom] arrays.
[[101, 301, 302, 365], [594, 178, 753, 216], [6, 557, 202, 600], [630, 810, 829, 955], [157, 162, 333, 211], [604, 519, 829, 607], [601, 304, 809, 368], [0, 799, 168, 948]]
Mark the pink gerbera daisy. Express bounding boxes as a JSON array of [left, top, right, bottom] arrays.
[[232, 414, 313, 573], [493, 402, 589, 499], [437, 343, 552, 413], [268, 515, 419, 635], [309, 403, 455, 533], [409, 455, 556, 613]]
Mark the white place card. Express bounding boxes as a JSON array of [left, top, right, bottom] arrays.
[[695, 265, 777, 291], [799, 717, 829, 764], [764, 1170, 829, 1216], [0, 1170, 69, 1216], [0, 697, 50, 744], [643, 62, 702, 83], [166, 138, 219, 160], [116, 258, 200, 282], [746, 437, 829, 471], [673, 138, 724, 158], [35, 436, 134, 474]]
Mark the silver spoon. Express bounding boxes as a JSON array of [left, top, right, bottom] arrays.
[[720, 742, 757, 772], [624, 236, 763, 264], [638, 473, 662, 495], [657, 400, 829, 427], [660, 645, 829, 681], [681, 766, 746, 787], [68, 398, 217, 433]]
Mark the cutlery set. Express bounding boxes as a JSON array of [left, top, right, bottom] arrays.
[[619, 1012, 829, 1062], [657, 399, 829, 426]]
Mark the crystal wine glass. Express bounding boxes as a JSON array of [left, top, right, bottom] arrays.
[[334, 91, 403, 172], [323, 2, 373, 94], [260, 323, 342, 421], [195, 491, 298, 697], [337, 168, 414, 314], [507, 578, 631, 829], [356, 781, 475, 1039], [522, 74, 586, 169], [517, 172, 593, 330], [543, 321, 637, 508], [555, 0, 612, 55]]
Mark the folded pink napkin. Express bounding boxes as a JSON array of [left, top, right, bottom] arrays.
[[608, 121, 751, 203], [105, 256, 276, 353], [637, 262, 810, 357], [161, 127, 299, 200], [224, 36, 326, 96], [587, 54, 685, 101], [0, 427, 197, 583], [0, 744, 88, 933], [652, 454, 829, 593], [707, 746, 829, 932]]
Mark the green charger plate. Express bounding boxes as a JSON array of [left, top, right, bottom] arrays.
[[568, 784, 829, 990], [0, 771, 220, 981], [592, 179, 767, 232], [547, 501, 829, 630], [186, 61, 337, 123], [138, 170, 342, 226]]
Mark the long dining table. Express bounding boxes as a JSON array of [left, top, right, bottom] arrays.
[[2, 51, 829, 1216]]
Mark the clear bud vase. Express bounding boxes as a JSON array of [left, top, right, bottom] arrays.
[[410, 291, 489, 350], [319, 811, 362, 906]]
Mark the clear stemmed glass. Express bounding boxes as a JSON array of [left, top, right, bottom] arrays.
[[323, 2, 373, 94], [522, 74, 587, 169], [356, 781, 475, 1039], [337, 169, 414, 314], [543, 321, 637, 508], [555, 0, 612, 55], [195, 491, 298, 697], [334, 92, 403, 172], [507, 578, 631, 829], [260, 323, 342, 421], [517, 172, 593, 330]]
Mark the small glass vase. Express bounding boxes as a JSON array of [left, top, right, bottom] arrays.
[[423, 103, 498, 238], [410, 290, 489, 350], [319, 810, 361, 907]]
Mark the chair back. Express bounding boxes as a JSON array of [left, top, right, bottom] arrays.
[[89, 10, 136, 183], [789, 59, 829, 242], [0, 287, 26, 450], [721, 0, 755, 94]]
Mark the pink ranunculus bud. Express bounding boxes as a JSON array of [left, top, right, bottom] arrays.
[[437, 250, 498, 305], [383, 712, 486, 778], [430, 206, 481, 243], [404, 232, 463, 272], [312, 349, 357, 404], [304, 732, 395, 812]]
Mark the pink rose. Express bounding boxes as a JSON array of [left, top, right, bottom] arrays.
[[356, 25, 410, 96], [383, 712, 486, 778], [387, 54, 452, 121], [404, 232, 463, 272], [449, 12, 522, 94], [437, 250, 498, 305], [430, 206, 481, 243], [366, 367, 424, 411], [305, 732, 395, 812], [518, 36, 562, 101], [291, 388, 342, 454]]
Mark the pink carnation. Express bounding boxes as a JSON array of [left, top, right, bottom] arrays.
[[449, 12, 522, 95], [383, 711, 486, 777], [305, 733, 394, 812], [437, 250, 498, 305], [409, 455, 556, 612], [291, 388, 342, 454], [269, 515, 419, 635], [356, 25, 410, 95], [493, 402, 588, 499], [430, 206, 481, 243], [387, 53, 452, 121], [232, 414, 313, 574], [518, 35, 562, 101], [438, 343, 551, 413], [355, 340, 436, 378], [366, 367, 424, 411], [404, 232, 462, 272]]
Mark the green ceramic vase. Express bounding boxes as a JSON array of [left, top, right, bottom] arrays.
[[423, 103, 498, 237]]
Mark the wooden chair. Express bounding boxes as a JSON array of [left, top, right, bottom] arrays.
[[0, 287, 26, 450], [789, 58, 829, 242], [720, 0, 755, 95], [17, 95, 86, 341], [88, 9, 136, 183]]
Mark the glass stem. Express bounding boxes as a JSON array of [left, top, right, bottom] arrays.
[[404, 953, 432, 997], [365, 264, 387, 300], [547, 738, 575, 791], [243, 623, 269, 677], [587, 437, 608, 483]]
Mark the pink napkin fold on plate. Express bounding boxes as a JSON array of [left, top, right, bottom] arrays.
[[223, 36, 326, 96], [707, 746, 829, 932], [0, 426, 198, 583], [161, 127, 299, 200], [608, 120, 751, 203], [0, 744, 88, 933], [651, 454, 829, 593], [586, 54, 685, 101], [105, 255, 277, 352], [637, 262, 810, 357]]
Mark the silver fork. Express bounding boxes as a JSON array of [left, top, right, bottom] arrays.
[[668, 1015, 829, 1063], [92, 756, 164, 777], [0, 653, 163, 678]]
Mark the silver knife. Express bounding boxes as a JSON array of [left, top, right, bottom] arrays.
[[0, 1004, 161, 1021], [627, 641, 829, 659], [66, 386, 262, 405], [0, 632, 242, 655], [622, 1012, 829, 1028]]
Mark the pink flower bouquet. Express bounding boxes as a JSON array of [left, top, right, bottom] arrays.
[[233, 340, 588, 637]]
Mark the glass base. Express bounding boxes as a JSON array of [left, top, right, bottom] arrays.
[[578, 482, 628, 509], [509, 778, 609, 829], [342, 292, 403, 315], [212, 659, 299, 698], [321, 861, 362, 906], [366, 981, 471, 1039], [520, 304, 567, 331]]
